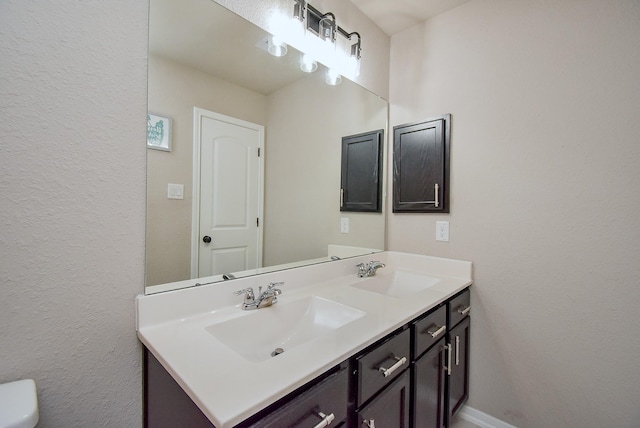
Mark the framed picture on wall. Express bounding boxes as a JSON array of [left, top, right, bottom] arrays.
[[147, 113, 172, 151]]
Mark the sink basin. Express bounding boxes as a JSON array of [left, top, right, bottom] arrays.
[[350, 270, 441, 298], [205, 296, 365, 362]]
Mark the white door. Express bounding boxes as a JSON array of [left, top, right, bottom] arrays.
[[192, 108, 264, 278]]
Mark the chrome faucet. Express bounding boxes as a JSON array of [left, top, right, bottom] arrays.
[[234, 282, 284, 310], [356, 261, 386, 278]]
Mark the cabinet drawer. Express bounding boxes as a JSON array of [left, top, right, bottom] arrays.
[[355, 327, 411, 407], [244, 365, 348, 428], [448, 288, 470, 329], [413, 304, 447, 359]]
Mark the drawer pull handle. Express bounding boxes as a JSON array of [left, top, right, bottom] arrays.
[[458, 305, 471, 316], [378, 356, 407, 378], [363, 419, 375, 428], [313, 412, 335, 428], [425, 324, 446, 338]]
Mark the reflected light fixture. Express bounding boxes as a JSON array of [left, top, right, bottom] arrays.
[[325, 68, 342, 86], [300, 53, 318, 73], [267, 35, 288, 57]]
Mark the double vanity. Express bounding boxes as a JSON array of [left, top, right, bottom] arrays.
[[136, 251, 472, 427]]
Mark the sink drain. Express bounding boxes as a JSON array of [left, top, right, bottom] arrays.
[[271, 347, 284, 357]]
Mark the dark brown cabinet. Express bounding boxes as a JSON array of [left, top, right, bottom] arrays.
[[354, 328, 411, 407], [447, 317, 470, 422], [357, 371, 411, 428], [144, 288, 470, 428], [412, 339, 446, 428], [243, 364, 349, 428], [340, 129, 384, 212], [392, 115, 451, 213]]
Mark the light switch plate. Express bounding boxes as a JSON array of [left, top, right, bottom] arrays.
[[167, 183, 184, 200], [436, 221, 449, 242], [340, 217, 349, 234]]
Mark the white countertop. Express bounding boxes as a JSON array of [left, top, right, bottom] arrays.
[[136, 251, 472, 428]]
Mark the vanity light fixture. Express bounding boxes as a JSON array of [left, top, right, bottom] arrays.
[[293, 0, 307, 23], [347, 32, 362, 77], [290, 0, 362, 81], [318, 12, 337, 44]]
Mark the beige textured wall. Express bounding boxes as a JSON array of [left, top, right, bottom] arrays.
[[0, 1, 147, 426], [264, 72, 387, 266], [388, 1, 640, 426], [147, 54, 268, 286]]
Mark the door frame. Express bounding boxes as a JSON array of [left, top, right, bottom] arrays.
[[191, 107, 265, 278]]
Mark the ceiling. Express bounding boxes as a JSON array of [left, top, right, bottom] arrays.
[[149, 0, 308, 95], [349, 0, 471, 35]]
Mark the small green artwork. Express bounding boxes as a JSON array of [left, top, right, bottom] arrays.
[[147, 113, 171, 151]]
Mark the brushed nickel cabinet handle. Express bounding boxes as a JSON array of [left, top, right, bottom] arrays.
[[434, 183, 439, 208], [458, 305, 471, 316], [363, 419, 375, 428], [378, 356, 407, 378], [455, 335, 460, 366], [425, 324, 446, 339], [313, 411, 335, 428], [445, 343, 452, 375]]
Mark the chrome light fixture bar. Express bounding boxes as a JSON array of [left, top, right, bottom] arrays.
[[291, 0, 362, 79]]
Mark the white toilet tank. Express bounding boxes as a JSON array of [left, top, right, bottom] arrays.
[[0, 379, 39, 428]]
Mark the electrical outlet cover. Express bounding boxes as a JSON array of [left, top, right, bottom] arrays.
[[436, 221, 449, 242]]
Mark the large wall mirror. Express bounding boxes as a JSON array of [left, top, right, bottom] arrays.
[[146, 0, 388, 294]]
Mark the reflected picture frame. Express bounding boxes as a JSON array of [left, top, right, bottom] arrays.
[[147, 113, 172, 151]]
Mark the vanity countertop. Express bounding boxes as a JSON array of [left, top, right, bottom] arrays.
[[136, 251, 472, 428]]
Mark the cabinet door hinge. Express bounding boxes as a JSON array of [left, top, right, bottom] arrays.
[[257, 218, 259, 227], [258, 147, 261, 157]]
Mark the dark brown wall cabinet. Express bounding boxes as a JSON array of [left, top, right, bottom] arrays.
[[393, 115, 451, 213], [144, 287, 470, 428], [340, 129, 384, 212]]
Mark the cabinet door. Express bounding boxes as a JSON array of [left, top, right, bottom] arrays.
[[413, 339, 446, 428], [448, 317, 470, 420], [392, 115, 450, 213], [340, 129, 384, 212], [358, 371, 411, 428]]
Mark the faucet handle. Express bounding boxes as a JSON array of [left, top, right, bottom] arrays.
[[267, 282, 284, 296], [267, 281, 284, 289], [234, 287, 255, 300], [356, 262, 367, 276]]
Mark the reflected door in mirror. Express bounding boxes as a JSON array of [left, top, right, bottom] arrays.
[[196, 108, 264, 277]]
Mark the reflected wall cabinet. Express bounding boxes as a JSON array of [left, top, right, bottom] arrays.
[[340, 129, 384, 213], [393, 115, 451, 213]]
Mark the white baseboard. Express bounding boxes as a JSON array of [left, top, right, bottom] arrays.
[[458, 405, 518, 428]]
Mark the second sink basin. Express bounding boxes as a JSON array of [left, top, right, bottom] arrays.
[[205, 296, 365, 363], [350, 270, 441, 298]]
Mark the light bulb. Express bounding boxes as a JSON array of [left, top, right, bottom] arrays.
[[325, 68, 342, 86], [268, 35, 288, 57], [300, 54, 318, 73]]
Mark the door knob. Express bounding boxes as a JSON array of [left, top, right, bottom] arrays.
[[203, 235, 212, 243]]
